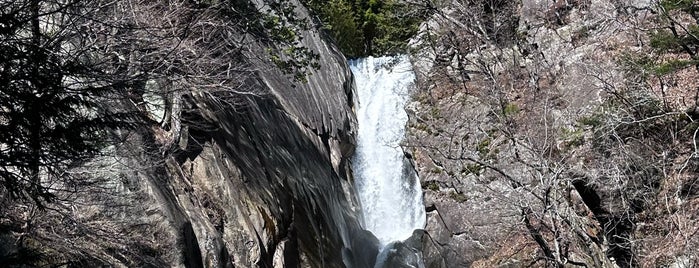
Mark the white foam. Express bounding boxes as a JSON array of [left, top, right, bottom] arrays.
[[349, 56, 426, 247]]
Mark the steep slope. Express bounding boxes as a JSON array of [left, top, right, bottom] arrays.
[[179, 13, 379, 265], [0, 0, 378, 267], [407, 0, 699, 267]]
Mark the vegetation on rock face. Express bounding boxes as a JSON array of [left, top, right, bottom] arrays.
[[6, 0, 698, 266], [647, 0, 699, 77], [0, 0, 148, 206], [260, 0, 322, 82], [0, 0, 318, 206], [305, 0, 429, 58], [0, 0, 328, 266], [405, 0, 699, 267]]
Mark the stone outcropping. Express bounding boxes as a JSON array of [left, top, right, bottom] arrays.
[[137, 1, 383, 266], [0, 1, 378, 267], [407, 0, 698, 267]]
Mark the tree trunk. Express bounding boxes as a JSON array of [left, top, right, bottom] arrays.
[[29, 0, 43, 203]]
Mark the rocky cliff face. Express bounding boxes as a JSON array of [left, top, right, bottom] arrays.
[[161, 19, 378, 267], [178, 11, 379, 265], [0, 1, 378, 267], [408, 0, 699, 267]]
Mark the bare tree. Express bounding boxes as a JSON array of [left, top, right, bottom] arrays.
[[403, 0, 699, 267], [1, 0, 323, 266]]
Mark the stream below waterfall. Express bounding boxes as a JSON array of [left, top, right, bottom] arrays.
[[349, 56, 426, 267]]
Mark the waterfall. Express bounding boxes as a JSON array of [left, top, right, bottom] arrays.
[[349, 56, 426, 250]]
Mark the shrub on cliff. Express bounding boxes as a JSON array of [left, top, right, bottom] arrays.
[[648, 0, 699, 76]]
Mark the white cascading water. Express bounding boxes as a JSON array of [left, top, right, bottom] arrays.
[[349, 56, 426, 249]]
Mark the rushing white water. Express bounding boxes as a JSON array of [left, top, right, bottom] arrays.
[[349, 56, 426, 248]]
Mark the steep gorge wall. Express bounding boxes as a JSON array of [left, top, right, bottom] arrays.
[[407, 0, 699, 267], [130, 2, 380, 266], [0, 1, 377, 267]]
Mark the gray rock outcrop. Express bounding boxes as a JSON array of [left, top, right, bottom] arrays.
[[407, 0, 698, 267], [142, 2, 382, 266], [0, 1, 378, 267]]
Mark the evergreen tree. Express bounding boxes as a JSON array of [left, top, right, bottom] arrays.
[[0, 0, 321, 206], [0, 1, 144, 205], [649, 0, 699, 74], [306, 0, 429, 57]]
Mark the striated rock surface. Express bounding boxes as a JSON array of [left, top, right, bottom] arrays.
[[0, 0, 377, 267], [180, 2, 376, 266], [154, 7, 382, 268]]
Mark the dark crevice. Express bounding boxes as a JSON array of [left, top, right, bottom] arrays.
[[174, 128, 209, 165], [680, 178, 699, 198], [138, 113, 205, 268], [572, 180, 604, 216], [283, 209, 300, 268], [175, 108, 215, 165], [219, 245, 234, 268], [572, 179, 637, 268], [182, 222, 204, 268]]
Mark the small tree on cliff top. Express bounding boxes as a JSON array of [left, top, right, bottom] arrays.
[[306, 0, 429, 57]]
